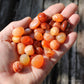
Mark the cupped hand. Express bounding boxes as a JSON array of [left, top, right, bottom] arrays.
[[0, 3, 80, 84]]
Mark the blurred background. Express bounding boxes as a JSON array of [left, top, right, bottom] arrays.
[[0, 0, 84, 84]]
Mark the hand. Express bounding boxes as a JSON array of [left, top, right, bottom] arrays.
[[0, 3, 80, 84]]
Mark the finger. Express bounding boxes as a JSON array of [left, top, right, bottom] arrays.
[[50, 32, 77, 64], [8, 17, 32, 28], [61, 3, 78, 18], [43, 3, 65, 17], [0, 17, 32, 41], [68, 14, 80, 31]]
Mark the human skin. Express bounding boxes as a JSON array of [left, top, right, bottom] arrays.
[[0, 3, 80, 84]]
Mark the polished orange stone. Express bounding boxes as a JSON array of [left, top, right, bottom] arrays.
[[50, 40, 60, 50], [52, 14, 64, 22], [38, 13, 47, 22], [12, 61, 23, 72], [21, 36, 33, 45], [31, 55, 44, 68], [29, 17, 40, 29], [56, 32, 66, 44]]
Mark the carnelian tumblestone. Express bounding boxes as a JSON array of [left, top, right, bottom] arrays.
[[25, 45, 34, 55], [41, 40, 50, 48], [50, 40, 60, 50], [50, 27, 60, 36], [56, 32, 66, 44], [43, 33, 54, 42], [34, 32, 43, 41], [21, 36, 33, 45], [12, 36, 21, 43], [33, 41, 41, 48], [17, 43, 25, 54], [49, 20, 55, 26], [31, 55, 44, 68], [12, 27, 24, 37], [36, 47, 43, 54], [12, 61, 23, 72], [24, 28, 32, 35], [52, 22, 61, 28], [38, 13, 47, 22], [52, 14, 64, 22], [61, 20, 68, 31], [20, 54, 30, 66], [44, 47, 55, 58], [34, 28, 44, 34], [29, 17, 40, 29], [41, 23, 50, 29]]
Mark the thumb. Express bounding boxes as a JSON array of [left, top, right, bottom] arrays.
[[0, 17, 32, 41]]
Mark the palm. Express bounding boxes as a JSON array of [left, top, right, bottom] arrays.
[[0, 40, 52, 84], [0, 3, 80, 84]]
